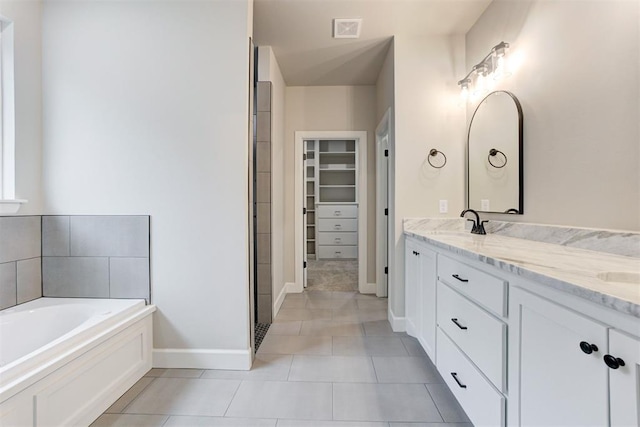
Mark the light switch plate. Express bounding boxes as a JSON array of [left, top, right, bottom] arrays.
[[481, 199, 490, 211], [439, 200, 448, 213]]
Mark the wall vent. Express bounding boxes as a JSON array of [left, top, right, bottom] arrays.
[[333, 19, 362, 39]]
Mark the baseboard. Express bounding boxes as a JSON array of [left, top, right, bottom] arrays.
[[360, 282, 377, 294], [286, 281, 303, 293], [388, 308, 406, 332], [153, 348, 252, 370], [273, 283, 288, 317]]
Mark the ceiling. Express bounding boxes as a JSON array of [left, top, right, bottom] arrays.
[[253, 0, 493, 86]]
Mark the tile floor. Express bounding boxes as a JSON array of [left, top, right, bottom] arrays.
[[93, 291, 472, 427]]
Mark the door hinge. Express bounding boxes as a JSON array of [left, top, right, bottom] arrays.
[[303, 207, 307, 214], [384, 208, 388, 216], [384, 149, 389, 157], [304, 261, 307, 268], [384, 266, 388, 274], [303, 153, 307, 161]]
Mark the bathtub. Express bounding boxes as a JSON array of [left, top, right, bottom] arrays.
[[0, 298, 155, 426]]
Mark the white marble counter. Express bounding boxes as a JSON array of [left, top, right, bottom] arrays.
[[404, 222, 640, 318]]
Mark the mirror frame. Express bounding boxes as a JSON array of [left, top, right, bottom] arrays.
[[467, 90, 524, 214]]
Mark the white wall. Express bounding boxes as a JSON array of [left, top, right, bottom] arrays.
[[284, 86, 377, 285], [257, 46, 287, 313], [391, 34, 467, 317], [0, 1, 42, 214], [466, 0, 639, 231], [42, 0, 253, 368]]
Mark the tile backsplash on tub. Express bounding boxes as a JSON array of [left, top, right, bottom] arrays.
[[0, 216, 42, 309], [42, 216, 150, 302]]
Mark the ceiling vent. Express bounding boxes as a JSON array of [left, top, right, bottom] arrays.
[[333, 18, 362, 39]]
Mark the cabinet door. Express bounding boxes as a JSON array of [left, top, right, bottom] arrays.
[[510, 288, 609, 427], [609, 329, 640, 427], [418, 247, 437, 360], [404, 238, 421, 338]]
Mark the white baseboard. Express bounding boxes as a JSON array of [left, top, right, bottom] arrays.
[[273, 283, 288, 317], [153, 348, 252, 370], [286, 281, 303, 293], [388, 309, 406, 332], [360, 282, 377, 294]]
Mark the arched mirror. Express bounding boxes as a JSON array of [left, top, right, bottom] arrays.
[[467, 90, 523, 214]]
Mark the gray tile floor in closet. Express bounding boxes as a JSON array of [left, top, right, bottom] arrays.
[[92, 291, 473, 427]]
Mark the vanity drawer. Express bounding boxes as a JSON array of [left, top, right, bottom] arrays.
[[438, 254, 507, 317], [317, 205, 358, 218], [318, 245, 357, 259], [317, 218, 357, 232], [437, 328, 505, 427], [437, 282, 506, 391], [317, 232, 357, 246]]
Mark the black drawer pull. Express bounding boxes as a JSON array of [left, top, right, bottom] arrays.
[[451, 318, 468, 330], [452, 274, 469, 283], [580, 341, 598, 355], [604, 354, 625, 369], [451, 372, 467, 388]]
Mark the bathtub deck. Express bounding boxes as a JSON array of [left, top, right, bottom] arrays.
[[92, 291, 470, 427]]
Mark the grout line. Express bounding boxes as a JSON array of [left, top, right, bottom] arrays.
[[222, 380, 243, 417], [371, 356, 380, 383], [119, 377, 157, 414], [424, 382, 446, 423]]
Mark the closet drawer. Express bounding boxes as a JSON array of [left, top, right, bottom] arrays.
[[317, 232, 357, 246], [317, 218, 357, 232], [438, 254, 507, 317], [437, 328, 505, 427], [317, 205, 358, 218], [318, 246, 357, 259], [437, 282, 506, 391]]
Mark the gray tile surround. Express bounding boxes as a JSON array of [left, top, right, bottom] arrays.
[[256, 81, 273, 324], [42, 215, 150, 302], [0, 216, 42, 309]]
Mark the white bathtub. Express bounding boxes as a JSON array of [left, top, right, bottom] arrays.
[[0, 298, 155, 426]]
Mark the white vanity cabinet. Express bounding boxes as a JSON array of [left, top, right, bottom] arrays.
[[404, 236, 437, 360], [403, 231, 640, 427], [509, 287, 609, 426]]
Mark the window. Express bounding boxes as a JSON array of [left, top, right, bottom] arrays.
[[0, 15, 15, 201]]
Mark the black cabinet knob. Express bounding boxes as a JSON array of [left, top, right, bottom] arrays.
[[579, 341, 599, 354], [604, 354, 626, 369]]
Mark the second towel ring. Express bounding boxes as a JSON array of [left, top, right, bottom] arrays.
[[428, 149, 447, 169], [488, 148, 508, 168]]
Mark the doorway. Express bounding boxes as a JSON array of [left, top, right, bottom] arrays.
[[294, 131, 369, 294]]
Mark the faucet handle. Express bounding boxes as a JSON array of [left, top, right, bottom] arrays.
[[466, 218, 479, 232], [477, 220, 489, 235]]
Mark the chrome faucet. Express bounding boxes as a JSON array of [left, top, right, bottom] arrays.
[[460, 209, 487, 235]]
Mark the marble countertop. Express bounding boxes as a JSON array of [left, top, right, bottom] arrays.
[[404, 223, 640, 318]]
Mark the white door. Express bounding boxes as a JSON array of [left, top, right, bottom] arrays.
[[302, 148, 308, 288], [376, 122, 390, 297], [511, 288, 609, 426], [609, 329, 640, 427]]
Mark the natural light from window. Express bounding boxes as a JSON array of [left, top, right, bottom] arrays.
[[0, 14, 18, 211]]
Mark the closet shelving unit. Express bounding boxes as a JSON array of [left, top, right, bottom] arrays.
[[305, 139, 358, 260], [305, 140, 317, 260]]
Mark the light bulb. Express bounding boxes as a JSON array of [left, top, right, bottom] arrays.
[[473, 65, 487, 96], [492, 42, 511, 81], [458, 79, 470, 101]]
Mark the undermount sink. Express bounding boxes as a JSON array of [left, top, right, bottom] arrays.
[[597, 271, 640, 285]]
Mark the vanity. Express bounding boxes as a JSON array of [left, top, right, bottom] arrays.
[[404, 220, 640, 427]]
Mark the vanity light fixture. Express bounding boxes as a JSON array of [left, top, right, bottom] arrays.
[[458, 41, 511, 101]]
